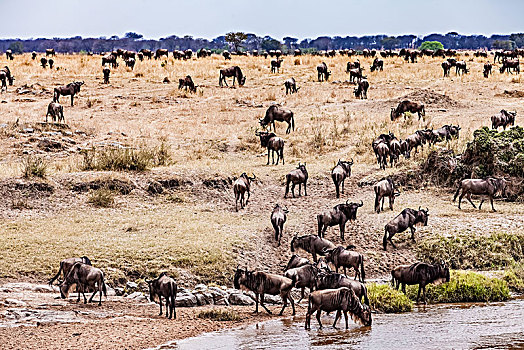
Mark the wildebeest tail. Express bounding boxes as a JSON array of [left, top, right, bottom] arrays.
[[317, 215, 322, 236], [48, 261, 63, 285], [291, 274, 297, 288], [374, 187, 380, 213], [101, 275, 107, 297], [383, 227, 388, 251], [421, 105, 425, 116], [346, 244, 356, 250], [82, 256, 92, 266], [453, 182, 462, 202], [291, 113, 295, 131]]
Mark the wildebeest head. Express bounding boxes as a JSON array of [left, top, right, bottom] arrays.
[[146, 272, 167, 303], [297, 162, 307, 172], [488, 177, 508, 197], [417, 207, 429, 226], [342, 199, 363, 220], [336, 159, 353, 173], [290, 235, 297, 252], [255, 130, 275, 147], [233, 266, 248, 289], [440, 261, 450, 283], [356, 303, 372, 326], [274, 203, 289, 213]]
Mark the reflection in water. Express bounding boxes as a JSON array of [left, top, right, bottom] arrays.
[[152, 298, 524, 350]]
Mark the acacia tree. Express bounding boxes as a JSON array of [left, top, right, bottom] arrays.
[[225, 32, 247, 52], [419, 41, 444, 51]]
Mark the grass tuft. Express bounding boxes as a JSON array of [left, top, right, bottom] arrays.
[[87, 188, 115, 207], [197, 309, 241, 321], [22, 156, 48, 178], [368, 283, 413, 313]]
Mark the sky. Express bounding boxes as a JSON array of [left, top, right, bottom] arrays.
[[1, 0, 523, 40]]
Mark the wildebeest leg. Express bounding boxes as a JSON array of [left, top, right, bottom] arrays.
[[89, 289, 98, 303], [246, 190, 250, 205], [291, 183, 296, 198], [289, 293, 295, 315], [267, 147, 270, 165], [159, 295, 163, 315], [279, 293, 288, 315], [401, 283, 406, 294], [70, 95, 74, 106], [410, 226, 416, 241], [304, 182, 307, 196], [316, 310, 323, 328], [297, 288, 305, 304], [298, 183, 302, 196], [466, 193, 476, 208], [422, 285, 427, 304], [341, 179, 345, 194], [333, 309, 341, 328], [381, 197, 385, 211], [339, 223, 345, 241], [458, 191, 465, 209], [490, 195, 496, 212], [260, 293, 272, 314], [389, 237, 396, 249], [416, 285, 422, 303], [344, 310, 349, 329], [389, 195, 393, 211], [312, 252, 317, 263], [479, 199, 484, 210]]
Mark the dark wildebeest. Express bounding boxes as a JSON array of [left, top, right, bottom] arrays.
[[405, 129, 432, 156], [331, 159, 353, 198], [146, 272, 177, 319], [317, 62, 331, 82], [391, 100, 425, 121], [294, 49, 302, 56], [317, 200, 363, 241], [5, 50, 13, 60], [172, 50, 184, 60], [346, 60, 360, 72], [140, 49, 153, 59], [354, 79, 369, 99], [32, 51, 37, 60], [184, 49, 193, 60], [453, 177, 507, 212], [455, 61, 469, 75], [49, 58, 54, 69], [324, 246, 365, 282], [400, 139, 410, 158], [102, 54, 118, 68], [305, 287, 372, 329], [137, 52, 144, 61], [388, 136, 402, 166], [234, 267, 296, 315], [155, 49, 169, 60], [49, 256, 92, 286], [178, 75, 197, 93], [374, 141, 389, 170], [223, 50, 231, 60], [54, 81, 84, 106], [103, 67, 110, 84], [59, 263, 107, 306], [491, 110, 516, 130], [383, 207, 429, 250], [125, 57, 135, 70], [218, 66, 246, 87], [233, 172, 256, 211], [46, 48, 55, 57], [284, 263, 318, 303], [370, 58, 383, 72], [315, 271, 369, 306], [255, 130, 284, 165], [0, 66, 14, 92], [391, 262, 450, 304], [500, 59, 520, 74], [284, 163, 308, 198], [283, 254, 310, 272], [271, 58, 283, 73], [441, 61, 452, 77], [291, 234, 335, 263], [259, 104, 294, 134], [429, 125, 461, 144], [271, 203, 288, 244], [483, 63, 492, 78], [40, 57, 48, 68], [348, 68, 365, 83], [374, 178, 400, 213], [284, 77, 299, 94], [46, 101, 64, 123]]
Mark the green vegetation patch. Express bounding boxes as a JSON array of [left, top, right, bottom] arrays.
[[503, 262, 524, 293], [368, 283, 413, 313], [198, 309, 241, 321]]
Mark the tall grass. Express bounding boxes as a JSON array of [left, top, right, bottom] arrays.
[[367, 283, 413, 313], [22, 156, 48, 178]]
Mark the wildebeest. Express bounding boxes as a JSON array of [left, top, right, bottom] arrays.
[[255, 130, 284, 165], [284, 263, 318, 303], [146, 272, 177, 319], [483, 63, 492, 78], [383, 207, 429, 250], [184, 49, 193, 59], [48, 58, 54, 69], [374, 141, 389, 170], [137, 52, 144, 61], [391, 262, 450, 304], [233, 172, 256, 211], [172, 50, 184, 60], [54, 81, 84, 106], [219, 66, 246, 87], [46, 48, 55, 56], [49, 256, 92, 286], [271, 58, 283, 73], [370, 58, 383, 72], [305, 287, 372, 329], [5, 50, 13, 60], [491, 109, 516, 130], [40, 57, 48, 68], [346, 60, 360, 72], [223, 50, 231, 60], [294, 49, 302, 56], [155, 49, 169, 59], [103, 67, 110, 84], [453, 177, 507, 212], [31, 51, 37, 60], [324, 246, 365, 282], [391, 100, 425, 121], [283, 254, 310, 272], [405, 129, 432, 157], [374, 178, 400, 213], [60, 263, 107, 306], [125, 57, 135, 69], [234, 267, 295, 315], [178, 75, 197, 93], [353, 79, 369, 99], [291, 234, 335, 262], [331, 159, 353, 198], [455, 61, 469, 75], [317, 200, 363, 240], [284, 77, 299, 94], [271, 203, 288, 244], [140, 49, 153, 59], [0, 66, 14, 92], [102, 54, 118, 68], [388, 135, 402, 166], [499, 58, 520, 74], [441, 61, 452, 77], [429, 125, 461, 144], [46, 101, 64, 123], [259, 104, 294, 133], [315, 271, 369, 305], [317, 62, 331, 82], [348, 68, 365, 83], [284, 163, 308, 198]]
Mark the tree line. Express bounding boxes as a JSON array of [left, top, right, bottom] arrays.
[[2, 31, 523, 54]]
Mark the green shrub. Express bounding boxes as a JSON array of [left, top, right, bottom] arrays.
[[503, 262, 524, 292], [419, 41, 444, 51], [405, 271, 510, 303], [197, 309, 241, 321], [22, 156, 48, 178], [367, 283, 412, 313]]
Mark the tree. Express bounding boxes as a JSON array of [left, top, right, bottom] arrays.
[[125, 32, 143, 40], [8, 41, 24, 54], [491, 40, 515, 50], [419, 41, 444, 51], [225, 32, 247, 52], [283, 37, 298, 50], [509, 33, 524, 48], [381, 37, 400, 49], [261, 38, 281, 51]]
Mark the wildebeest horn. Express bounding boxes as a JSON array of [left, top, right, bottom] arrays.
[[426, 207, 429, 213], [346, 199, 350, 204], [359, 200, 363, 207], [419, 206, 421, 211], [349, 158, 354, 165]]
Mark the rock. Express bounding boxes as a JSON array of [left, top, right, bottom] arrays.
[[38, 138, 63, 150], [194, 292, 213, 306], [3, 299, 27, 307], [62, 131, 73, 136], [208, 286, 230, 305], [194, 284, 207, 291], [126, 282, 138, 290], [114, 287, 125, 296], [175, 293, 198, 307], [0, 123, 8, 128], [228, 293, 254, 306], [23, 128, 34, 133], [105, 287, 116, 297], [263, 294, 282, 304], [147, 181, 164, 194], [61, 137, 76, 144], [125, 291, 143, 299], [0, 283, 53, 293]]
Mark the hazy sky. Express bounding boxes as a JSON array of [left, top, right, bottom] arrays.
[[1, 0, 523, 40]]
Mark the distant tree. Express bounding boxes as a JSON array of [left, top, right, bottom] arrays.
[[419, 41, 444, 51], [125, 32, 143, 40], [110, 35, 119, 40], [8, 41, 24, 54], [261, 38, 282, 51], [283, 37, 298, 50], [491, 40, 515, 50], [509, 33, 524, 48], [381, 37, 400, 49], [225, 32, 247, 51]]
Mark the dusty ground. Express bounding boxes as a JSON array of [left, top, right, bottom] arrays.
[[0, 52, 523, 348]]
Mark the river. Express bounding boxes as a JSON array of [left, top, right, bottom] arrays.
[[150, 298, 524, 350]]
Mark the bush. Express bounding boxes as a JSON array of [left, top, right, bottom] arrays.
[[22, 156, 48, 178], [406, 271, 510, 303], [367, 283, 412, 313], [87, 188, 115, 207], [419, 41, 444, 51], [503, 262, 524, 292], [197, 309, 240, 321]]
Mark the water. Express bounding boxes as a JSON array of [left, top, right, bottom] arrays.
[[152, 298, 524, 350]]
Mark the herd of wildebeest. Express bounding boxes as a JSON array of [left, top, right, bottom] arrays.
[[1, 46, 520, 330]]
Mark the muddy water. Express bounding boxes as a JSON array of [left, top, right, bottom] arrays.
[[154, 298, 524, 350]]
